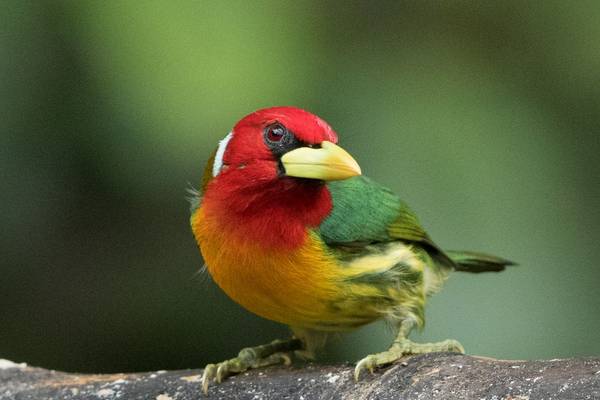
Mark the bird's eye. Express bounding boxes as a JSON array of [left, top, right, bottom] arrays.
[[265, 123, 287, 143], [263, 122, 301, 157]]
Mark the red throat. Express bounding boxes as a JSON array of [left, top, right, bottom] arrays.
[[201, 164, 333, 249]]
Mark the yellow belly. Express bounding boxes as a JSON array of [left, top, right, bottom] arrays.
[[192, 207, 351, 328], [191, 207, 428, 330]]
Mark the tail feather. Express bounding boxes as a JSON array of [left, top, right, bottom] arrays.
[[445, 250, 516, 273]]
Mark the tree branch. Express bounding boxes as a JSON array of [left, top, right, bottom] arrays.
[[1, 353, 599, 399]]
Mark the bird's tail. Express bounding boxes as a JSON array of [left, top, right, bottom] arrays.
[[445, 250, 516, 273]]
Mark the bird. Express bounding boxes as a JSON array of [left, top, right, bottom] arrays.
[[190, 106, 513, 393]]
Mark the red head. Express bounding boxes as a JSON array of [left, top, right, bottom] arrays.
[[199, 106, 361, 249], [225, 106, 338, 164]]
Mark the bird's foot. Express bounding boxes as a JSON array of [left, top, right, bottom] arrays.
[[354, 338, 464, 381], [201, 338, 301, 394]]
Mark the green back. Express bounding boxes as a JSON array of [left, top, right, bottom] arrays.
[[319, 176, 432, 246], [321, 177, 502, 273]]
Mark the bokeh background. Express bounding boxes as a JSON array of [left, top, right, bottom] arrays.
[[2, 1, 599, 374]]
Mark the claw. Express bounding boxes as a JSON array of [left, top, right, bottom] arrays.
[[445, 339, 465, 353], [216, 363, 228, 383], [280, 352, 292, 366], [354, 356, 374, 381], [354, 338, 465, 381], [202, 363, 217, 394], [199, 338, 302, 394], [353, 364, 362, 382]]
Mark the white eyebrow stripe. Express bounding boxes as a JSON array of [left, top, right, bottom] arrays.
[[212, 132, 233, 177]]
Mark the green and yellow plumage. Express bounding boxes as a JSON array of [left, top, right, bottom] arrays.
[[309, 176, 508, 333], [193, 174, 510, 350], [191, 107, 513, 392]]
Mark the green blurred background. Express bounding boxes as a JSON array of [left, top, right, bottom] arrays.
[[2, 1, 599, 373]]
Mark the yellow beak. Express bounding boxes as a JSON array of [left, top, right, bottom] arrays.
[[281, 141, 362, 181]]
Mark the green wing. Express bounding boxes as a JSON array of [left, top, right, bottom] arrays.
[[319, 176, 432, 246], [320, 176, 456, 269], [319, 176, 513, 273]]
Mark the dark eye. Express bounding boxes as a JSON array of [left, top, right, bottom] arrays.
[[263, 122, 302, 157], [265, 123, 287, 143]]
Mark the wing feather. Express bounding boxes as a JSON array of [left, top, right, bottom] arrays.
[[320, 176, 429, 245], [320, 176, 455, 268]]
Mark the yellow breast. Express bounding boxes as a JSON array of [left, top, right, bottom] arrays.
[[192, 207, 349, 328], [191, 206, 429, 331]]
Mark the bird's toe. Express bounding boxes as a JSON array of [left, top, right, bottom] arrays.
[[201, 363, 217, 394]]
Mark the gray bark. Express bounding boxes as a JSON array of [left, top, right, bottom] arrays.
[[1, 353, 599, 400]]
